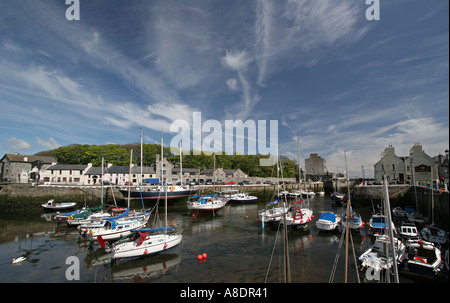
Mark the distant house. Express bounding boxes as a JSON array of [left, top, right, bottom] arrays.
[[200, 168, 247, 182], [84, 164, 157, 186], [171, 167, 199, 184], [40, 163, 91, 185], [0, 153, 56, 183], [374, 143, 438, 184]]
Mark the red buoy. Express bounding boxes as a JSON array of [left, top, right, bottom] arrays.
[[197, 254, 203, 261], [202, 253, 207, 259]]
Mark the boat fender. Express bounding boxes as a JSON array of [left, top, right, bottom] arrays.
[[170, 186, 174, 192]]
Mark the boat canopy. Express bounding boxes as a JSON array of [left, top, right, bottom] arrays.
[[320, 212, 336, 221], [105, 208, 129, 221], [267, 199, 279, 206], [133, 227, 174, 233]]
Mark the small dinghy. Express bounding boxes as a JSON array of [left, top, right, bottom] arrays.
[[41, 199, 76, 210]]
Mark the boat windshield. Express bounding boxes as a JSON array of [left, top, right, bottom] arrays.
[[373, 216, 385, 223]]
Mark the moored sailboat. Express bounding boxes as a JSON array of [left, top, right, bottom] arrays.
[[110, 132, 182, 261]]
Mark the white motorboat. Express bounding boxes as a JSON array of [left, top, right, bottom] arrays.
[[358, 235, 406, 273], [316, 212, 341, 231], [41, 199, 76, 210], [399, 239, 442, 278], [228, 192, 257, 203], [398, 222, 420, 240], [187, 194, 227, 213]]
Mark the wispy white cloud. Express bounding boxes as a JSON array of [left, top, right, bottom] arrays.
[[35, 137, 61, 150], [6, 137, 31, 151]]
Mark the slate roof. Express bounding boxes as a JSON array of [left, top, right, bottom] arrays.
[[3, 153, 56, 163], [85, 166, 156, 175], [46, 164, 88, 170]]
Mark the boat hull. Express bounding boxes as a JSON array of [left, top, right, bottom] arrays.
[[119, 188, 198, 200], [282, 209, 313, 226], [228, 197, 258, 203], [187, 201, 227, 212], [112, 234, 182, 260], [41, 202, 77, 210], [316, 220, 339, 231]]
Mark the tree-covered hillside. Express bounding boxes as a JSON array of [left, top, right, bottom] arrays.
[[34, 144, 300, 178]]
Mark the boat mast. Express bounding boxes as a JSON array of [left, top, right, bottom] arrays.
[[297, 139, 301, 191], [280, 145, 291, 283], [344, 150, 350, 283], [180, 136, 183, 186], [213, 153, 216, 193], [383, 175, 400, 283], [161, 132, 167, 236], [101, 157, 104, 205], [128, 150, 132, 206], [431, 167, 435, 224]]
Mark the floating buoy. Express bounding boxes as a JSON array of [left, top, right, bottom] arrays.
[[164, 243, 168, 248], [197, 254, 203, 261], [202, 253, 207, 259], [144, 249, 148, 254]]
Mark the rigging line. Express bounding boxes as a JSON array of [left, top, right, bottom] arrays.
[[329, 227, 346, 283], [264, 222, 282, 283], [349, 229, 361, 283]]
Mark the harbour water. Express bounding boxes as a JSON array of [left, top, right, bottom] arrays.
[[0, 195, 447, 283]]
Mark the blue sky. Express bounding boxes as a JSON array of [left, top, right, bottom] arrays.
[[0, 0, 448, 177]]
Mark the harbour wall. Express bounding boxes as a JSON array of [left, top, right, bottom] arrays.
[[352, 185, 449, 231]]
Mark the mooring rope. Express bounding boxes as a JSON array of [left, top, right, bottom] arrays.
[[264, 222, 282, 283], [329, 227, 346, 283]]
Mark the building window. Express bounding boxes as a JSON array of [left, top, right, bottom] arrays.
[[392, 164, 396, 170], [381, 164, 384, 170]]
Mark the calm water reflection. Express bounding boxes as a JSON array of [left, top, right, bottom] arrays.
[[0, 195, 446, 283]]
